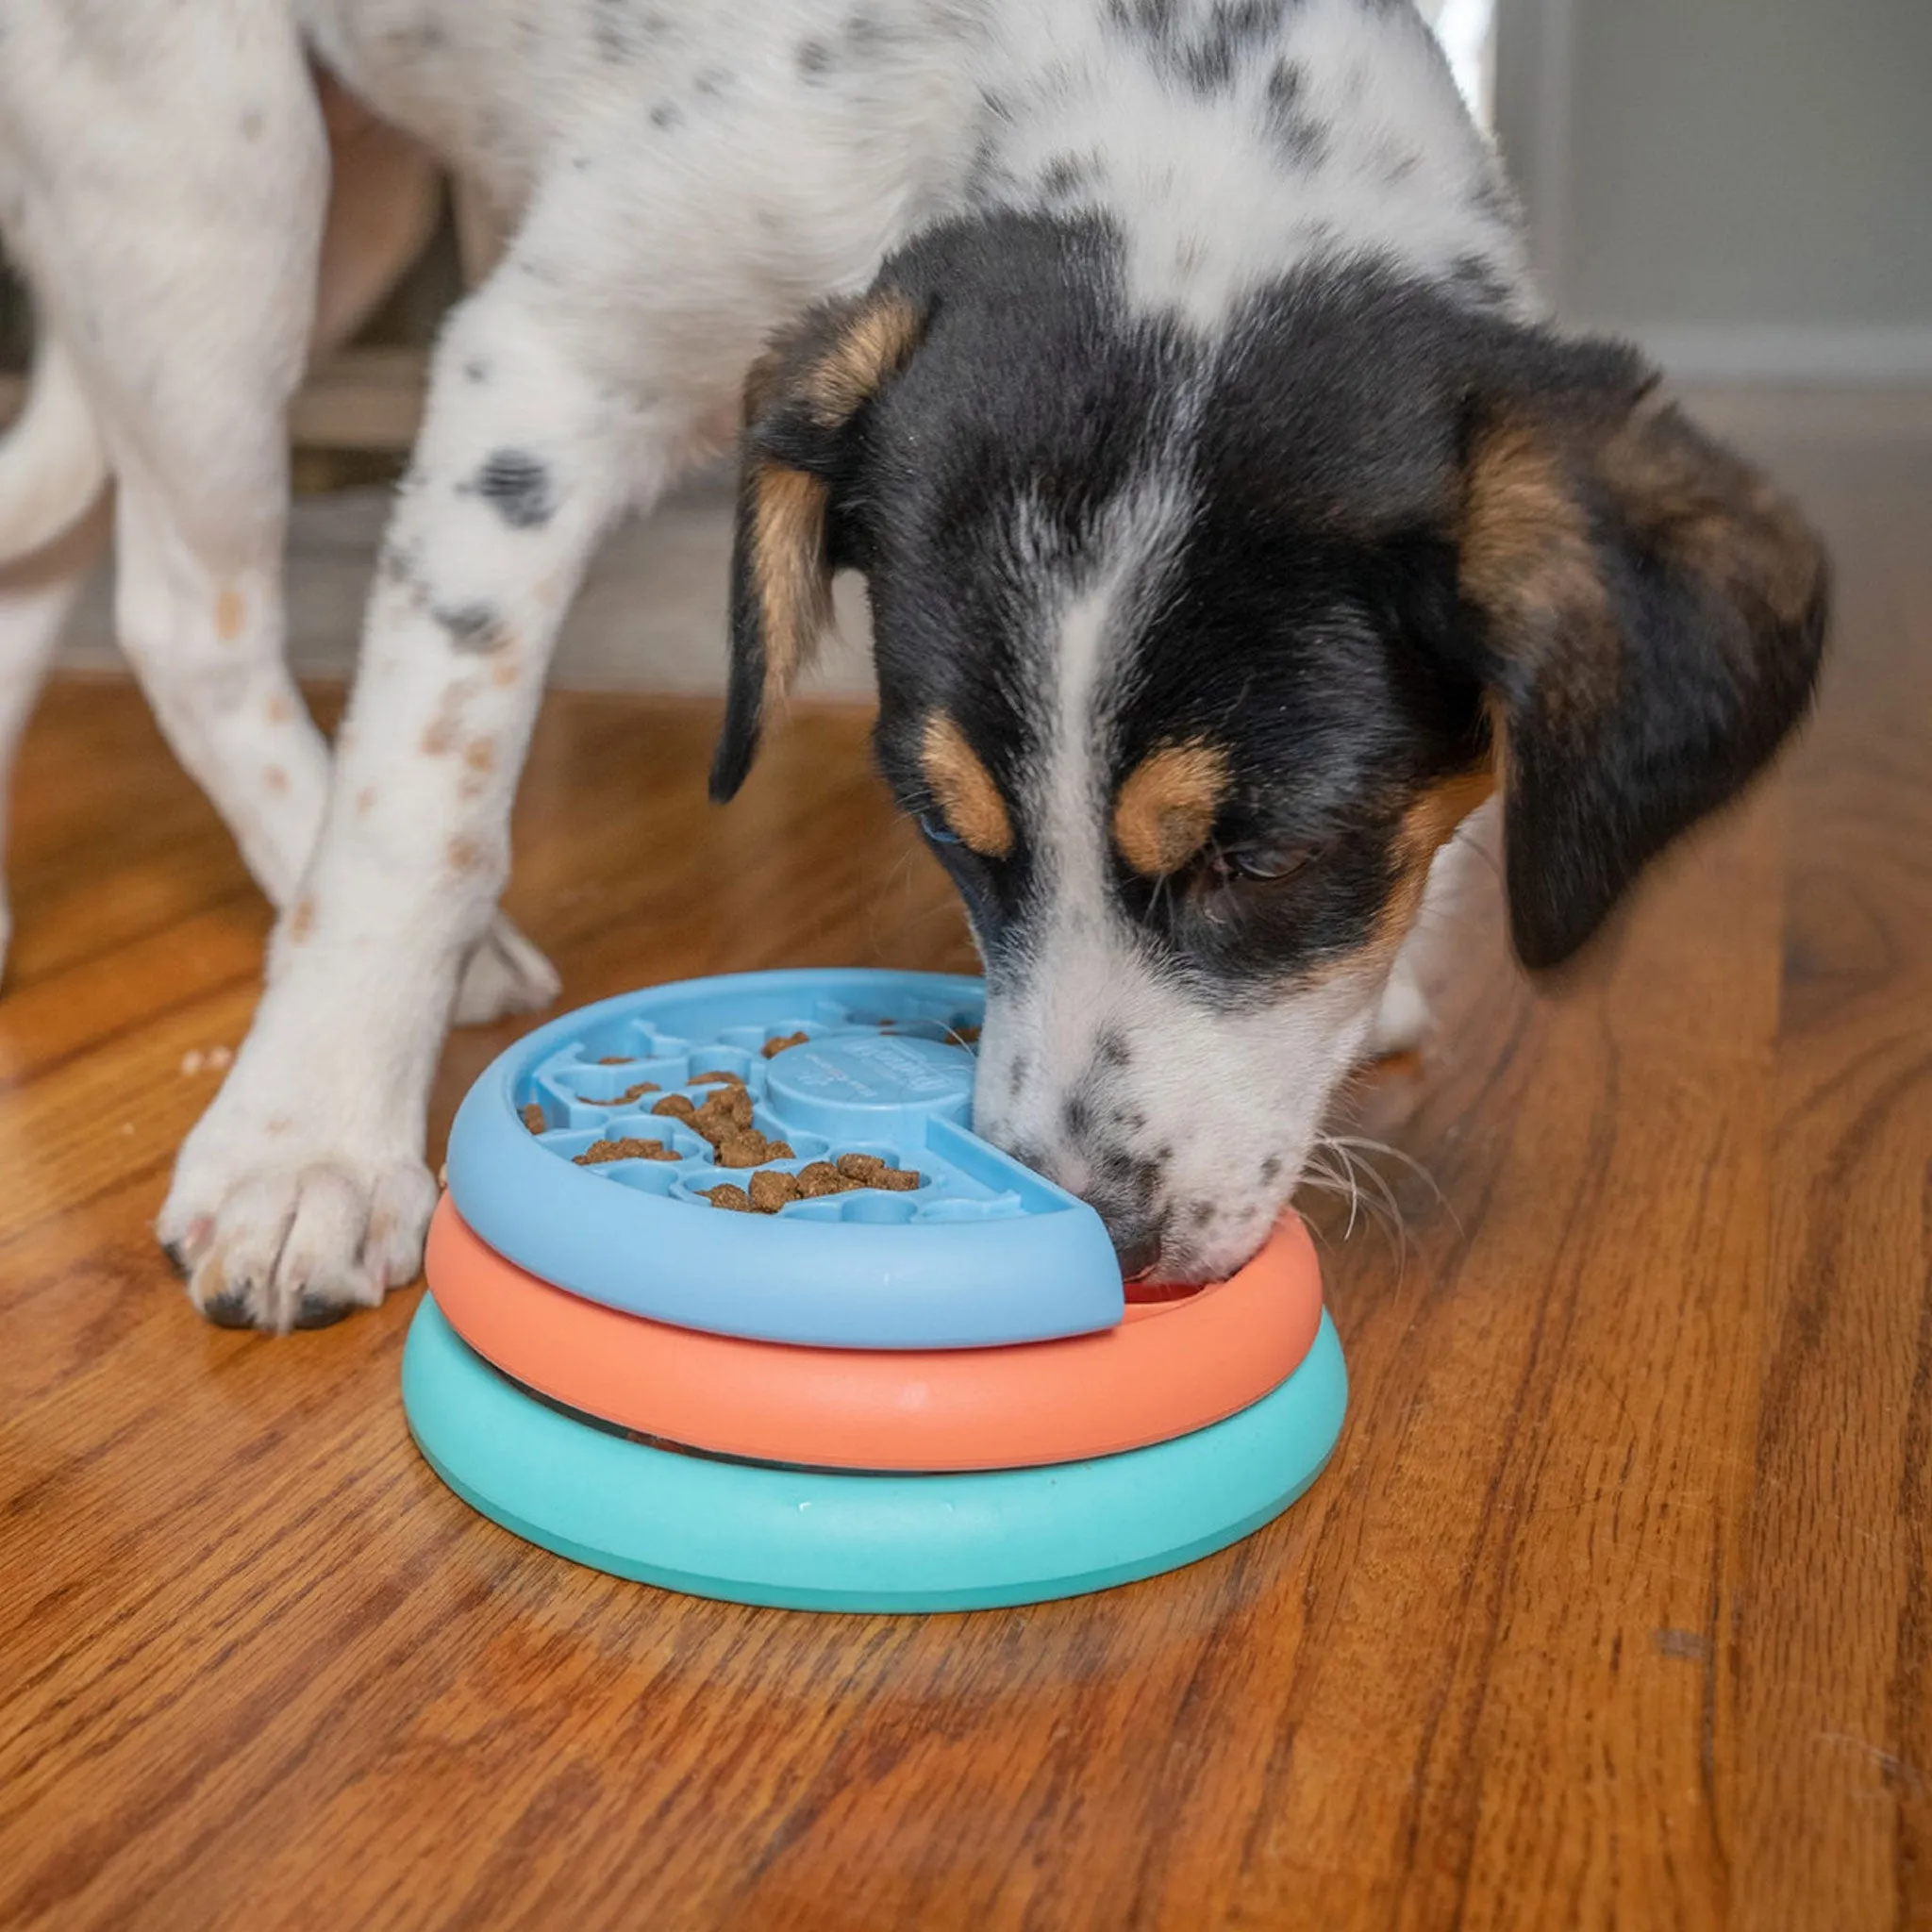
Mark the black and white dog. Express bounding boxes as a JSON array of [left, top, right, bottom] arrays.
[[0, 0, 1825, 1327]]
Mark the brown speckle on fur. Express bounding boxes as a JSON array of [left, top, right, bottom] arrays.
[[287, 895, 315, 943], [446, 837, 485, 874], [215, 588, 245, 642], [921, 712, 1013, 858], [265, 692, 292, 724], [264, 765, 288, 794], [355, 786, 376, 816], [1113, 741, 1229, 876]]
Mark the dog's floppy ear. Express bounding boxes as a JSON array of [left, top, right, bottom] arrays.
[[1457, 342, 1828, 969], [710, 287, 926, 801]]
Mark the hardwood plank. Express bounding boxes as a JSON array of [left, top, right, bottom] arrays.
[[1, 414, 1927, 1929]]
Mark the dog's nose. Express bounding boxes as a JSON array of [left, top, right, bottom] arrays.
[[1108, 1224, 1164, 1283]]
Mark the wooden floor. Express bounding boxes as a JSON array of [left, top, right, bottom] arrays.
[[3, 410, 1929, 1931]]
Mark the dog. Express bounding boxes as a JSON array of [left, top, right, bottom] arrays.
[[0, 0, 1826, 1327]]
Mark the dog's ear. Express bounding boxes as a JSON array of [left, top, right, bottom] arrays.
[[710, 287, 926, 801], [1456, 342, 1828, 969]]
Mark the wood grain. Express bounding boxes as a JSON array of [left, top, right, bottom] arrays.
[[1, 423, 1928, 1930]]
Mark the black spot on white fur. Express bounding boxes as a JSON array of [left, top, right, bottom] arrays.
[[1262, 59, 1326, 167], [468, 449, 555, 529], [434, 602, 509, 654]]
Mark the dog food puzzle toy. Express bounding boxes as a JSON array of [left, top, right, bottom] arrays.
[[404, 968, 1347, 1611]]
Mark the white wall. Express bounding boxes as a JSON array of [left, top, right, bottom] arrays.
[[1495, 0, 1932, 380]]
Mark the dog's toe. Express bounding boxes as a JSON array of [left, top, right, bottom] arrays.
[[168, 1158, 434, 1334], [199, 1290, 256, 1329]]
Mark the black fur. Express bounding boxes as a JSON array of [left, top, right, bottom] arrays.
[[720, 218, 1827, 991]]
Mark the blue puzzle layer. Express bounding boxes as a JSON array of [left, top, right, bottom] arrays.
[[444, 968, 1124, 1348]]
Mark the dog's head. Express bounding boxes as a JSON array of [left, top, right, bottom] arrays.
[[712, 219, 1827, 1282]]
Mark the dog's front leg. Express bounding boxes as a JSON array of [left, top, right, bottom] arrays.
[[158, 256, 679, 1330]]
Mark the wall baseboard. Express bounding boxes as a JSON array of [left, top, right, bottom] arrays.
[[1632, 325, 1932, 385]]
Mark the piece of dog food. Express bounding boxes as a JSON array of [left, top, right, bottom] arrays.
[[762, 1031, 809, 1058], [702, 1183, 754, 1211], [521, 1102, 547, 1135], [691, 1068, 746, 1087], [575, 1136, 679, 1166], [835, 1152, 887, 1184], [596, 1056, 634, 1066], [794, 1160, 854, 1198], [748, 1169, 804, 1213], [652, 1093, 698, 1125], [947, 1024, 981, 1045], [590, 1079, 660, 1105]]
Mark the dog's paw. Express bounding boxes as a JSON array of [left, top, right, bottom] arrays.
[[160, 1143, 437, 1334], [453, 914, 559, 1027]]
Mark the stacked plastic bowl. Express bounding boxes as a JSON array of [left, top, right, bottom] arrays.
[[404, 969, 1348, 1612]]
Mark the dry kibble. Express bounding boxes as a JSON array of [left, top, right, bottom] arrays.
[[591, 1079, 660, 1105], [762, 1031, 809, 1058], [702, 1184, 753, 1212], [878, 1165, 921, 1191], [714, 1134, 772, 1168], [748, 1170, 803, 1213], [948, 1024, 981, 1045], [652, 1093, 698, 1124], [835, 1152, 888, 1184], [520, 1102, 547, 1135], [691, 1068, 746, 1087], [596, 1056, 634, 1065], [795, 1161, 853, 1198], [575, 1137, 679, 1166], [767, 1141, 794, 1159]]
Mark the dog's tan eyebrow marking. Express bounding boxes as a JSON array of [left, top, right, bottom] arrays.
[[921, 713, 1013, 859], [1112, 741, 1229, 876]]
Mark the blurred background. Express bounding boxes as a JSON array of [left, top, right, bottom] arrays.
[[3, 0, 1927, 698]]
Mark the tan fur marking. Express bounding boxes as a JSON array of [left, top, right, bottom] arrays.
[[750, 461, 834, 702], [355, 786, 376, 816], [1460, 417, 1618, 722], [1113, 742, 1229, 877], [802, 295, 924, 428], [214, 588, 245, 642], [265, 691, 292, 724], [1598, 397, 1824, 631], [287, 895, 315, 943], [921, 713, 1013, 859], [490, 658, 521, 688], [1372, 764, 1497, 956], [264, 765, 288, 794], [462, 739, 496, 774], [447, 837, 484, 874]]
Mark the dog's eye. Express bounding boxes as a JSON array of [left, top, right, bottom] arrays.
[[1214, 842, 1312, 884], [919, 812, 961, 846]]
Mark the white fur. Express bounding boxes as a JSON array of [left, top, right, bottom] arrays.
[[0, 0, 1516, 1323]]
